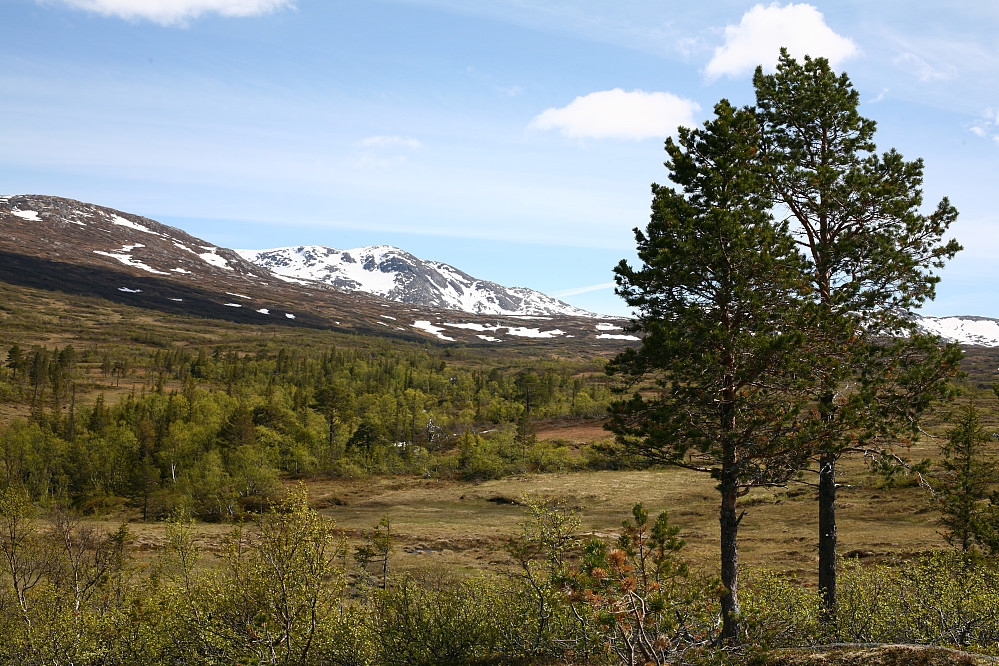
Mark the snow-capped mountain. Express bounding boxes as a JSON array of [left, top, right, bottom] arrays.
[[912, 315, 999, 348], [236, 245, 599, 318], [5, 193, 997, 349], [0, 195, 631, 345]]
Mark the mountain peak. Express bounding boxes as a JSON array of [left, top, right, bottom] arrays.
[[235, 245, 600, 318]]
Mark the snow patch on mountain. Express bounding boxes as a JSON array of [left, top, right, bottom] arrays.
[[597, 333, 640, 341], [94, 245, 169, 275], [108, 213, 160, 236], [507, 327, 565, 339], [11, 209, 41, 221], [412, 320, 456, 341], [443, 322, 502, 332], [198, 248, 234, 271], [275, 275, 311, 285], [236, 245, 600, 317], [913, 315, 999, 347]]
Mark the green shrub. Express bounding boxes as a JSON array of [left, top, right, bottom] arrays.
[[741, 570, 822, 647], [834, 553, 999, 651], [526, 440, 575, 473], [371, 571, 509, 665], [741, 553, 999, 654]]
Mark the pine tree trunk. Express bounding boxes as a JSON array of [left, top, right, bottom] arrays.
[[818, 451, 837, 621], [719, 456, 741, 643]]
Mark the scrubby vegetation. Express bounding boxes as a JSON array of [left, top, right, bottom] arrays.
[[2, 296, 999, 663], [2, 489, 999, 665]]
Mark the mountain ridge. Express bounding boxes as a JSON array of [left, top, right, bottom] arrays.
[[235, 245, 598, 318], [0, 194, 631, 347], [2, 193, 997, 347]]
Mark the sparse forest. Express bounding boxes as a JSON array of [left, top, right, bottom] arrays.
[[0, 334, 615, 519]]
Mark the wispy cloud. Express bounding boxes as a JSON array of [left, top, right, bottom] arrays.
[[358, 135, 424, 149], [355, 135, 424, 169], [41, 0, 295, 26], [529, 89, 699, 140], [969, 109, 999, 145], [704, 3, 858, 80], [497, 84, 524, 98], [893, 52, 956, 82], [553, 281, 616, 297]]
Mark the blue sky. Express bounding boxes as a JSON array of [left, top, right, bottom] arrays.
[[2, 1, 997, 317]]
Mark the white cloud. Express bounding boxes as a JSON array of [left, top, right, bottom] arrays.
[[529, 89, 700, 140], [704, 3, 858, 80], [893, 52, 956, 82], [970, 109, 999, 145], [553, 281, 617, 297], [44, 0, 294, 25], [358, 135, 424, 149]]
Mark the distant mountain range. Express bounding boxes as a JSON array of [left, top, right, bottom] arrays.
[[0, 194, 630, 346], [235, 245, 596, 318], [1, 193, 996, 347]]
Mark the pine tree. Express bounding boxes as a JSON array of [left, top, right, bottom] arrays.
[[312, 382, 353, 456], [753, 50, 962, 618], [607, 100, 815, 642], [6, 344, 24, 382], [936, 403, 999, 554]]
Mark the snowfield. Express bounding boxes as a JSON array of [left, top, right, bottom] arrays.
[[109, 213, 160, 236], [198, 248, 234, 271], [506, 327, 565, 339]]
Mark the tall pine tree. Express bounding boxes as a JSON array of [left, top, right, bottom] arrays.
[[607, 100, 815, 642], [753, 50, 962, 618]]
